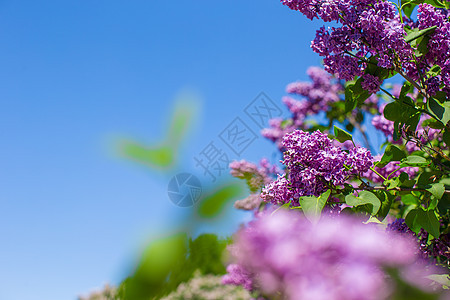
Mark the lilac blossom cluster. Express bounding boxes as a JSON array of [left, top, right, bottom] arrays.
[[417, 4, 450, 96], [262, 66, 342, 147], [388, 218, 450, 263], [281, 0, 450, 97], [282, 0, 411, 83], [229, 159, 276, 193], [230, 158, 280, 210], [224, 210, 419, 300], [163, 271, 252, 300], [262, 130, 373, 205]]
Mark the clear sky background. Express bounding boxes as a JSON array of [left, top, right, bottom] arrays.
[[0, 1, 331, 299]]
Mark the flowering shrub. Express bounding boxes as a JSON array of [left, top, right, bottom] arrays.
[[223, 0, 450, 299], [111, 1, 450, 299]]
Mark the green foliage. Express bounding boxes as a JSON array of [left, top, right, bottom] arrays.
[[118, 92, 200, 170], [427, 97, 450, 126], [405, 208, 441, 238], [399, 155, 429, 167], [299, 189, 331, 223], [118, 233, 229, 300], [333, 126, 353, 143], [377, 145, 406, 167], [345, 78, 370, 113], [404, 26, 437, 43], [375, 190, 395, 220], [345, 191, 381, 215], [197, 183, 245, 218]]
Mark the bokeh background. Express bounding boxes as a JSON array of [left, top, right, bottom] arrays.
[[0, 1, 326, 299]]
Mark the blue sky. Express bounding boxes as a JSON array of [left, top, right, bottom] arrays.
[[0, 1, 330, 299]]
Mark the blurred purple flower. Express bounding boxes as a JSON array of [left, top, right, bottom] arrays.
[[224, 210, 419, 300]]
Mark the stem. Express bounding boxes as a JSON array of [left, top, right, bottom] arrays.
[[387, 167, 403, 180], [347, 113, 373, 152], [369, 166, 387, 181], [354, 185, 450, 194]]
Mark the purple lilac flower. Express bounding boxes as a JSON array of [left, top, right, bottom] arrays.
[[229, 160, 272, 193], [263, 66, 343, 146], [387, 218, 450, 263], [233, 193, 262, 211], [261, 118, 297, 148], [230, 159, 280, 210], [372, 103, 395, 137], [283, 0, 413, 83], [225, 210, 419, 300], [417, 4, 450, 93], [361, 74, 382, 94], [262, 130, 373, 205], [222, 264, 253, 291]]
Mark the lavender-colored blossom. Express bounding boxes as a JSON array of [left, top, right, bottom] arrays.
[[222, 264, 253, 291], [261, 118, 297, 148], [387, 218, 450, 263], [225, 210, 419, 300], [361, 74, 382, 94], [163, 271, 252, 300], [229, 159, 273, 193], [283, 0, 414, 83], [263, 66, 344, 146], [233, 193, 262, 211], [417, 4, 450, 91], [347, 146, 374, 174], [262, 130, 373, 205], [372, 104, 395, 137]]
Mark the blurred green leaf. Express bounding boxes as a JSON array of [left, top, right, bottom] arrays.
[[118, 233, 229, 300], [120, 141, 174, 169], [197, 183, 245, 218]]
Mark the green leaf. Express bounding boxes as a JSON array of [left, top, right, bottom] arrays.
[[427, 65, 441, 77], [377, 145, 406, 167], [345, 87, 357, 113], [334, 126, 353, 143], [437, 193, 450, 214], [197, 183, 245, 218], [375, 191, 394, 221], [299, 189, 331, 223], [427, 183, 445, 200], [345, 191, 381, 215], [405, 25, 437, 43], [344, 78, 370, 112], [399, 172, 416, 188], [421, 118, 444, 129], [427, 97, 450, 126], [405, 208, 441, 238], [443, 129, 450, 147], [401, 0, 417, 18], [399, 155, 429, 167], [402, 194, 420, 206], [426, 274, 450, 288], [384, 177, 399, 189]]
